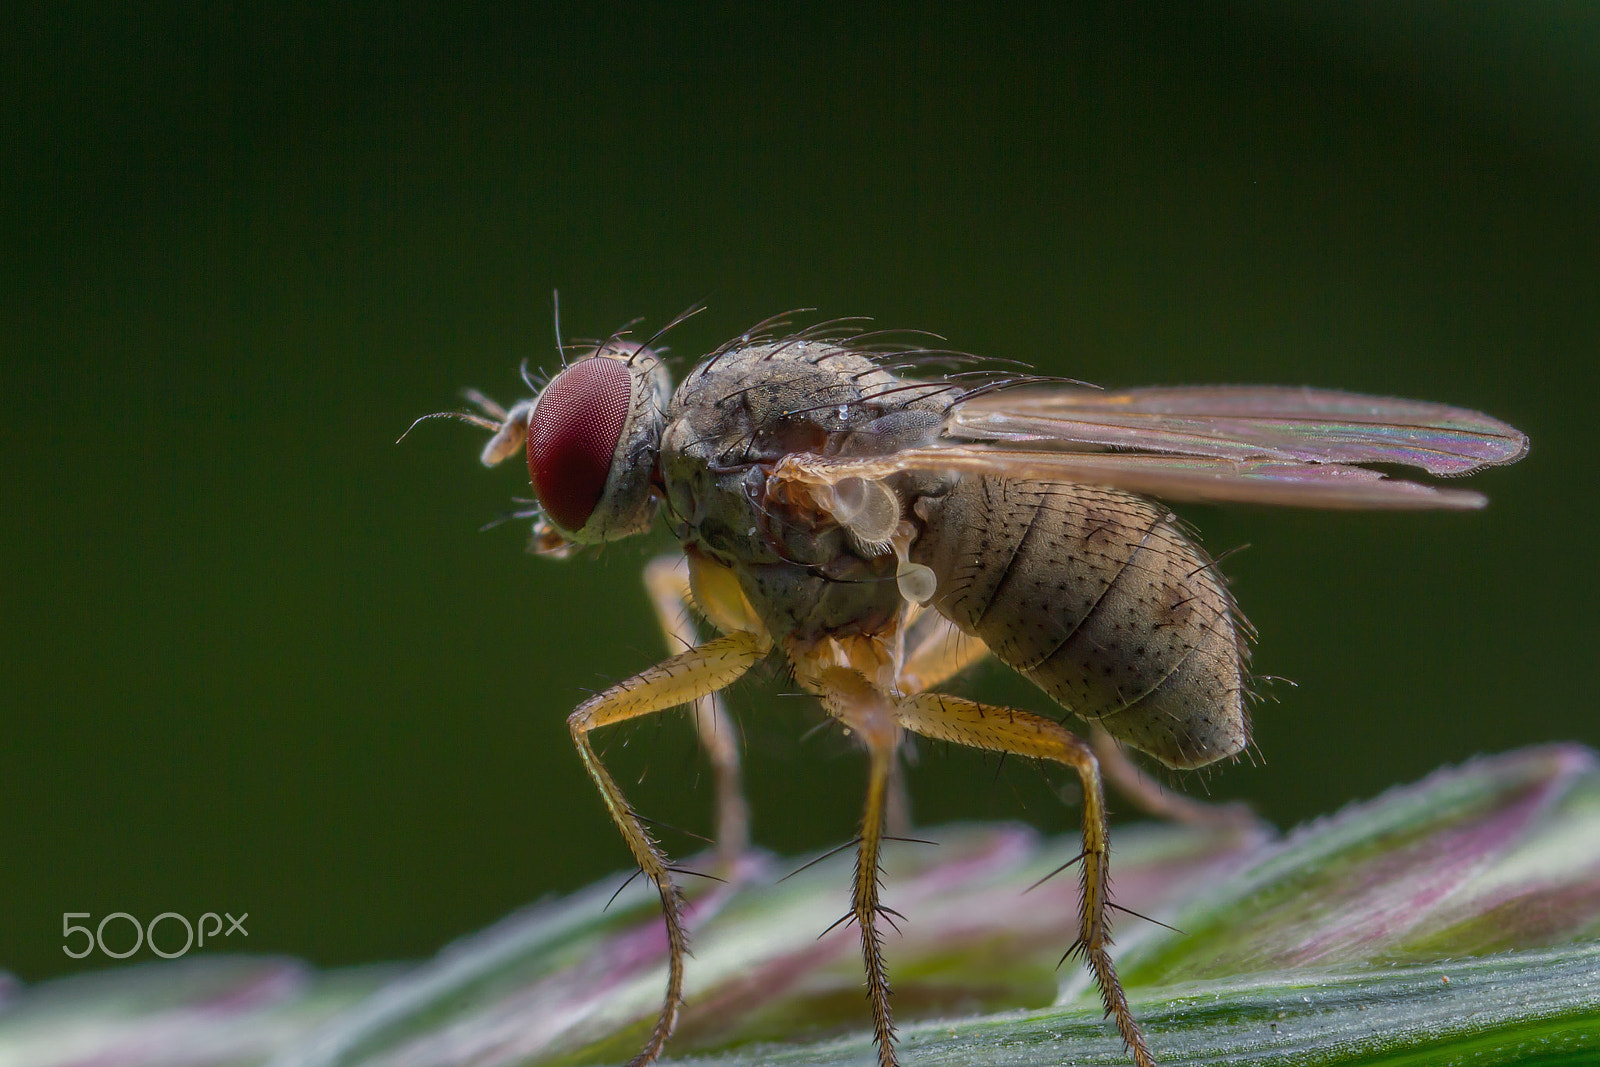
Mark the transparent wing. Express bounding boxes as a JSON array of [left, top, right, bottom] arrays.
[[948, 384, 1528, 477], [786, 384, 1526, 510], [787, 447, 1484, 509]]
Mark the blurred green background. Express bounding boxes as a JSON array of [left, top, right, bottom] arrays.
[[4, 3, 1596, 985]]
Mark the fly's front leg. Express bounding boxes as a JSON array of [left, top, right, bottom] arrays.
[[894, 692, 1158, 1067], [568, 628, 771, 1067], [808, 665, 904, 1067], [643, 554, 748, 866]]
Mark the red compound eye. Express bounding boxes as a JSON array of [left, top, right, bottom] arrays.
[[527, 357, 633, 533]]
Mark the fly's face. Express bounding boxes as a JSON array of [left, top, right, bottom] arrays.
[[425, 339, 673, 552]]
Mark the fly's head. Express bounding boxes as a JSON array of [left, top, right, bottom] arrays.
[[420, 340, 673, 556]]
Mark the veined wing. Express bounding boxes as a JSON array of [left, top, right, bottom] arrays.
[[781, 446, 1495, 510], [947, 384, 1528, 476]]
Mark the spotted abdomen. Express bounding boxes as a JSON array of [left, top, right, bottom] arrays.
[[910, 477, 1249, 769]]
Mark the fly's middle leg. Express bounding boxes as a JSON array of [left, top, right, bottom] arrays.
[[810, 665, 907, 1067], [643, 553, 750, 867], [893, 692, 1159, 1067], [567, 628, 771, 1067], [874, 611, 993, 836]]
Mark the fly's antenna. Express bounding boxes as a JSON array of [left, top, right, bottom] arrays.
[[460, 387, 509, 421], [395, 408, 501, 443], [395, 386, 514, 443]]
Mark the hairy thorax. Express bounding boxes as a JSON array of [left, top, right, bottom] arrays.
[[660, 341, 949, 646]]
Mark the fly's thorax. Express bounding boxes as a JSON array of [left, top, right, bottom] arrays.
[[911, 477, 1250, 770], [656, 450, 903, 643], [664, 341, 951, 469], [660, 340, 950, 645]]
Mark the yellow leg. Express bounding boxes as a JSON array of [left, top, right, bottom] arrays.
[[899, 611, 1250, 832], [894, 692, 1158, 1067], [809, 666, 905, 1067], [865, 612, 987, 836], [568, 629, 771, 1067], [643, 554, 749, 865]]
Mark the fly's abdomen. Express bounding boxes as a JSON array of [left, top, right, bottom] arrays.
[[911, 478, 1249, 769]]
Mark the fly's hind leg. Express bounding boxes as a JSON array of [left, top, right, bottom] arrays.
[[643, 554, 749, 866], [1089, 725, 1258, 829], [894, 692, 1158, 1067], [901, 609, 1250, 832], [896, 608, 991, 695], [568, 628, 771, 1067]]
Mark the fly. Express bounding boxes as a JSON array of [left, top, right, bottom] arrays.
[[413, 308, 1528, 1067]]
